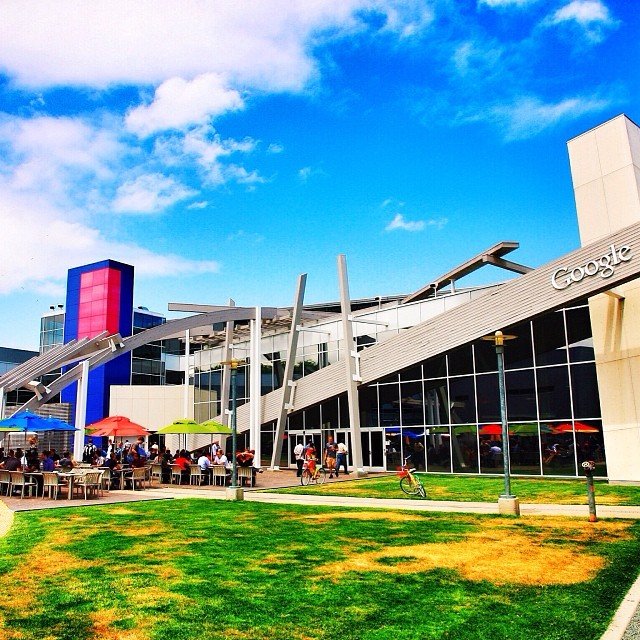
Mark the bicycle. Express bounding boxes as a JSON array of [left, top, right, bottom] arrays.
[[300, 460, 327, 486], [398, 456, 426, 498]]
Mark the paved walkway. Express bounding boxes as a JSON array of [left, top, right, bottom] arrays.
[[3, 470, 640, 640]]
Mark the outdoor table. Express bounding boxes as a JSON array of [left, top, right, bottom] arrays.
[[57, 470, 90, 500]]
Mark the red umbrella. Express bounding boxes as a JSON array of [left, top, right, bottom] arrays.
[[553, 422, 599, 434], [479, 424, 503, 436], [87, 415, 151, 438]]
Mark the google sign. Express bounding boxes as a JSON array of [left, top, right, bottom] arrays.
[[551, 244, 633, 291]]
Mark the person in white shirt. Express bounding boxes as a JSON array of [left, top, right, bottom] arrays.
[[213, 450, 229, 469], [294, 442, 304, 477], [197, 453, 212, 483]]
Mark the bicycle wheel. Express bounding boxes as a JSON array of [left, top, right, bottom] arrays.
[[414, 476, 426, 499], [400, 476, 419, 495], [301, 470, 312, 486], [316, 468, 327, 485]]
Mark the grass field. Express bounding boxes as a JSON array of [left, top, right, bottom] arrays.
[[271, 473, 640, 505], [1, 499, 640, 640]]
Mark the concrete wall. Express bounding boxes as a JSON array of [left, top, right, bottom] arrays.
[[568, 114, 640, 483]]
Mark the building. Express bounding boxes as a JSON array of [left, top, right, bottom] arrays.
[[2, 113, 640, 482]]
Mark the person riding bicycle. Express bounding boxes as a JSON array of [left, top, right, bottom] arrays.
[[304, 440, 319, 478]]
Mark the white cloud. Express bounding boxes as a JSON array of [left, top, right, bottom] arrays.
[[125, 73, 244, 137], [545, 0, 618, 42], [112, 174, 197, 213], [298, 166, 326, 182], [0, 185, 219, 296], [267, 143, 284, 154], [477, 95, 611, 140], [479, 0, 539, 8], [0, 1, 430, 90], [385, 213, 425, 232], [187, 201, 209, 210], [0, 115, 123, 208]]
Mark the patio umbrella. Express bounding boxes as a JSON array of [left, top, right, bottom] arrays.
[[508, 423, 539, 436], [479, 424, 503, 436], [87, 415, 151, 438], [0, 411, 74, 432], [157, 418, 227, 451], [553, 422, 600, 434], [452, 424, 477, 434], [198, 419, 232, 435]]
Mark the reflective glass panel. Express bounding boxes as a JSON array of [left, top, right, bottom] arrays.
[[570, 363, 601, 419], [566, 305, 595, 363], [378, 383, 400, 427], [449, 376, 476, 424], [448, 344, 473, 376], [475, 373, 500, 423], [400, 381, 424, 426], [423, 379, 449, 424], [533, 312, 567, 365], [536, 366, 571, 420], [505, 369, 537, 421]]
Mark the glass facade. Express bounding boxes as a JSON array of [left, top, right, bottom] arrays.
[[283, 302, 605, 477], [39, 312, 65, 353], [131, 310, 166, 385]]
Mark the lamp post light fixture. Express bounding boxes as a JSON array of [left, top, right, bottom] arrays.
[[481, 330, 520, 516], [221, 358, 243, 500]]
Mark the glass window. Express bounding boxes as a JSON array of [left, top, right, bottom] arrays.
[[536, 366, 571, 420], [423, 378, 449, 425], [358, 385, 378, 427], [448, 345, 473, 376], [338, 393, 350, 428], [400, 364, 422, 382], [378, 383, 400, 427], [505, 369, 537, 421], [305, 404, 321, 430], [321, 398, 339, 430], [475, 373, 500, 423], [504, 322, 534, 370], [474, 340, 498, 374], [566, 305, 595, 363], [570, 363, 601, 419], [452, 425, 478, 474], [449, 376, 476, 424], [423, 355, 446, 379], [400, 381, 424, 426], [533, 312, 567, 366]]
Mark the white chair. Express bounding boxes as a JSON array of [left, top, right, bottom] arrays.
[[212, 465, 227, 486], [100, 468, 112, 494], [9, 471, 37, 499], [170, 464, 183, 485], [237, 466, 254, 487], [150, 463, 163, 485], [74, 471, 103, 500], [189, 465, 204, 486], [43, 471, 64, 499], [0, 470, 11, 496]]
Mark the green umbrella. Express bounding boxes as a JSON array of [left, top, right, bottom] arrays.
[[157, 419, 228, 435], [198, 419, 232, 435]]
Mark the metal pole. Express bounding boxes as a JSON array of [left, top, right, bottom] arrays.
[[495, 341, 513, 499], [230, 361, 238, 489], [583, 461, 598, 522]]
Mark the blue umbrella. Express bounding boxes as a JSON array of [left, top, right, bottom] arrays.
[[0, 411, 76, 432]]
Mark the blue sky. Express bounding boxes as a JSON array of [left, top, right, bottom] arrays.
[[0, 0, 637, 349]]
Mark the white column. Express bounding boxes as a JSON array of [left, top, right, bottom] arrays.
[[183, 329, 190, 418], [250, 307, 262, 463], [0, 387, 5, 420], [220, 299, 235, 426], [73, 360, 89, 462], [337, 254, 366, 476]]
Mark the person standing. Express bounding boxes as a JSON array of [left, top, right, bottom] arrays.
[[293, 441, 304, 477], [335, 441, 349, 476]]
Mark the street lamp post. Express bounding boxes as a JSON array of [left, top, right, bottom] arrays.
[[221, 358, 242, 499], [481, 330, 520, 516]]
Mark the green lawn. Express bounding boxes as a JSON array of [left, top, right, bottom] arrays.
[[269, 473, 640, 505], [1, 499, 640, 639]]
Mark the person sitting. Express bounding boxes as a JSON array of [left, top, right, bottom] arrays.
[[57, 451, 75, 470], [40, 450, 55, 472], [236, 447, 254, 467], [197, 452, 212, 484], [304, 441, 318, 477], [174, 449, 192, 483], [1, 449, 21, 471]]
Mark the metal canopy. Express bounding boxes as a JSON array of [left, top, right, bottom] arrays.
[[402, 241, 532, 304]]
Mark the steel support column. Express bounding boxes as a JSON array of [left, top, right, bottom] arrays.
[[219, 299, 235, 426], [337, 255, 366, 476], [250, 306, 262, 463], [73, 360, 89, 462], [271, 274, 307, 469]]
